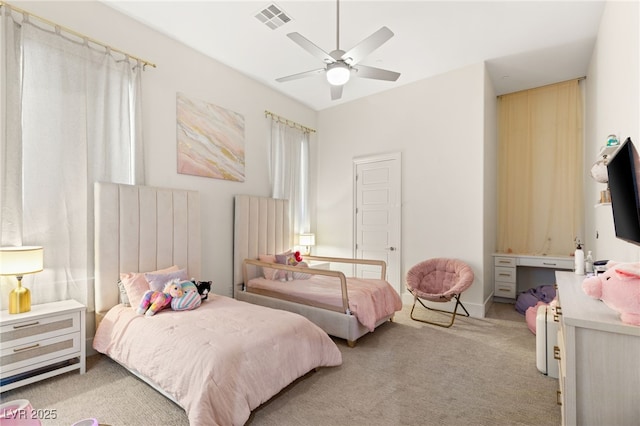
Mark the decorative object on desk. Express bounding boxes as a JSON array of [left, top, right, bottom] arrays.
[[590, 158, 609, 183], [606, 133, 619, 146], [574, 239, 584, 275], [298, 233, 316, 255], [0, 246, 44, 314], [582, 260, 640, 326], [585, 251, 594, 274], [594, 259, 608, 275]]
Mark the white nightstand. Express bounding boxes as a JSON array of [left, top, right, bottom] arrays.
[[0, 299, 86, 392]]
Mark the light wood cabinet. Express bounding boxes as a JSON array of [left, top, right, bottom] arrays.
[[554, 271, 640, 425], [0, 300, 86, 392]]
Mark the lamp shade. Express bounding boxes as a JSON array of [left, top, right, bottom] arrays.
[[326, 63, 350, 86], [298, 233, 316, 247], [0, 246, 44, 276]]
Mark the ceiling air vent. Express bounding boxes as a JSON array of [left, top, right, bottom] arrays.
[[254, 3, 292, 30]]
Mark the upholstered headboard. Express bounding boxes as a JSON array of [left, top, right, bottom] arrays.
[[233, 195, 291, 296], [94, 182, 201, 325]]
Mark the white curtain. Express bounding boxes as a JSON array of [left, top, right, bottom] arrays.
[[0, 7, 145, 311], [268, 119, 310, 237], [497, 80, 583, 256]]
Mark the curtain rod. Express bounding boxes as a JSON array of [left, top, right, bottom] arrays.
[[265, 110, 316, 134], [497, 76, 586, 98], [0, 1, 156, 69]]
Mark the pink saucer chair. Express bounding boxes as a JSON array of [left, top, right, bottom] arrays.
[[406, 258, 474, 328]]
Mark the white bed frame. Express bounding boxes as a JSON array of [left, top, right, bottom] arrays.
[[94, 181, 201, 403], [233, 194, 394, 347]]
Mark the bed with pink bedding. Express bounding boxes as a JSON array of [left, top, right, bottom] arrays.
[[245, 273, 401, 332], [93, 296, 341, 425], [234, 195, 403, 346], [92, 183, 342, 426]]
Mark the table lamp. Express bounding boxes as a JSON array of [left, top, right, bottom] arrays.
[[298, 233, 316, 256], [0, 246, 44, 314]]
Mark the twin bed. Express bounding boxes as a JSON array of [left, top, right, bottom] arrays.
[[233, 195, 402, 347], [92, 183, 401, 425]]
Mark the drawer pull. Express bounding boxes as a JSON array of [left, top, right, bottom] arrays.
[[498, 273, 511, 277], [553, 345, 561, 360], [556, 390, 562, 406], [498, 260, 511, 264], [13, 321, 40, 329], [543, 262, 557, 266], [498, 288, 511, 292], [13, 343, 40, 352]]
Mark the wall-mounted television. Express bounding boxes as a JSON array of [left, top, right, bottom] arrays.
[[606, 137, 640, 246]]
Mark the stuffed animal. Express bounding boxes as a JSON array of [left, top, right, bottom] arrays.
[[582, 261, 640, 326], [171, 280, 201, 311], [137, 281, 183, 316], [194, 280, 212, 301]]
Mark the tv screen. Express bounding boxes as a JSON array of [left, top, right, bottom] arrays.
[[607, 137, 640, 246]]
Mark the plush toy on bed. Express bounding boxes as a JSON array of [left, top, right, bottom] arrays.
[[137, 281, 183, 316], [171, 280, 202, 311], [582, 261, 640, 326], [194, 280, 212, 301]]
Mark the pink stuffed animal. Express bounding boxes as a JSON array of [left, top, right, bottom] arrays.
[[582, 261, 640, 326], [137, 280, 184, 317]]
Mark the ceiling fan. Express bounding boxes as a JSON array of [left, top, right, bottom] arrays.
[[275, 0, 401, 100]]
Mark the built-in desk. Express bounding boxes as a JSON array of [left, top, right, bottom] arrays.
[[493, 253, 574, 299]]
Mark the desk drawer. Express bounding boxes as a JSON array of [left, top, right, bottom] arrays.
[[518, 257, 573, 270], [494, 256, 516, 267], [495, 266, 516, 283], [495, 282, 516, 298]]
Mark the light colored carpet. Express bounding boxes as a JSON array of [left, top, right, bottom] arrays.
[[0, 302, 560, 426]]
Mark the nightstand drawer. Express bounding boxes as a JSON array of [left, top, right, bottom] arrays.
[[1, 311, 80, 348], [0, 332, 81, 375]]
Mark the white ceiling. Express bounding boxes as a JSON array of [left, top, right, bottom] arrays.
[[105, 0, 606, 111]]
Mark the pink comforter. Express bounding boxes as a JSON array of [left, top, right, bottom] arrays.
[[247, 275, 403, 331], [93, 296, 342, 426]]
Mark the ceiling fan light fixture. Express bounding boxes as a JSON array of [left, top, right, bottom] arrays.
[[326, 62, 350, 86]]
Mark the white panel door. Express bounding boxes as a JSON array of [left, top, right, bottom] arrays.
[[354, 153, 401, 294]]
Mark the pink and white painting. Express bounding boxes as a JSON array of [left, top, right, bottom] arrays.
[[177, 93, 245, 181]]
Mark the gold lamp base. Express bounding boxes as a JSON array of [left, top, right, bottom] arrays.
[[9, 280, 31, 314]]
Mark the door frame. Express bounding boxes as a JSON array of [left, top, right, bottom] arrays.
[[352, 151, 402, 293]]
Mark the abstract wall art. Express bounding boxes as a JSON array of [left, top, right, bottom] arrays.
[[177, 92, 245, 181]]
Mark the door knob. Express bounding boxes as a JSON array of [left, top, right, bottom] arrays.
[[387, 247, 396, 251]]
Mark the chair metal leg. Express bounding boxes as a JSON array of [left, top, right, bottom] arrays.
[[409, 294, 470, 328]]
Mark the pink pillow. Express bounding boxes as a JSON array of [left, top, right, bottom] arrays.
[[145, 269, 188, 292], [120, 265, 179, 308]]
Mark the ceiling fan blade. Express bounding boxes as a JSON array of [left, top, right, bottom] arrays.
[[354, 64, 400, 82], [276, 68, 325, 83], [287, 32, 335, 64], [330, 85, 343, 100], [341, 26, 394, 65]]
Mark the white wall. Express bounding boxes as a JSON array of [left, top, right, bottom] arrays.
[[18, 1, 318, 299], [316, 63, 490, 316], [584, 0, 640, 263]]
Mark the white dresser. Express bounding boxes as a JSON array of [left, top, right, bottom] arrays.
[[554, 271, 640, 426], [493, 254, 573, 299], [0, 299, 86, 392]]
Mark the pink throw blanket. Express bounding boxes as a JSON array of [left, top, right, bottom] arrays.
[[247, 275, 403, 331], [94, 296, 342, 426]]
